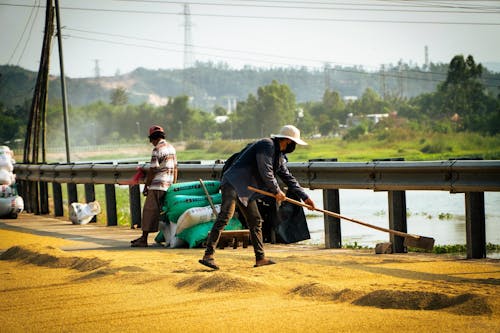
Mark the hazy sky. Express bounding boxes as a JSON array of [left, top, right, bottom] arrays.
[[1, 0, 500, 78]]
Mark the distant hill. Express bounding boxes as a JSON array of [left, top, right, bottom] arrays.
[[483, 62, 500, 73], [1, 62, 498, 111]]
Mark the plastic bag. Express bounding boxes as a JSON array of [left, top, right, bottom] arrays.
[[156, 221, 187, 248], [120, 166, 146, 185], [0, 169, 15, 185], [0, 195, 23, 218], [69, 201, 101, 225]]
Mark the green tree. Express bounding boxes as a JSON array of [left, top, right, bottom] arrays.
[[0, 102, 29, 146], [231, 94, 259, 139], [231, 81, 297, 139], [352, 88, 386, 115], [313, 89, 346, 136], [110, 87, 128, 106], [213, 105, 227, 116], [438, 55, 491, 132], [162, 96, 188, 140], [255, 80, 297, 137]]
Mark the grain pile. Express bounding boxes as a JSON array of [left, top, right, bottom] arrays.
[[0, 229, 498, 332]]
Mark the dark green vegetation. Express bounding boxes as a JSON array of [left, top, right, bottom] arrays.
[[409, 243, 500, 255], [1, 55, 499, 160]]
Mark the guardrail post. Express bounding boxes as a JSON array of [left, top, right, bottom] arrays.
[[52, 182, 64, 216], [84, 183, 97, 223], [374, 158, 408, 253], [29, 181, 40, 214], [67, 183, 78, 206], [129, 185, 142, 228], [323, 189, 341, 248], [465, 192, 486, 259], [105, 184, 117, 226], [309, 158, 342, 249], [388, 191, 407, 253], [39, 181, 49, 214]]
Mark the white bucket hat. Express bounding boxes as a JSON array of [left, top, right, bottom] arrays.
[[271, 125, 308, 145]]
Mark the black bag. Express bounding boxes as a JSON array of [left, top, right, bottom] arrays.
[[275, 191, 310, 244], [256, 191, 310, 244]]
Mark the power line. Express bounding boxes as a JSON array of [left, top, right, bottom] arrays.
[[7, 0, 38, 63], [2, 3, 500, 25], [8, 1, 42, 65], [3, 1, 499, 87], [110, 0, 500, 14], [63, 32, 500, 88], [16, 1, 42, 66], [64, 27, 361, 69], [62, 27, 500, 84]]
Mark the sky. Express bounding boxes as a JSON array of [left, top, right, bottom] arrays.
[[1, 0, 500, 78]]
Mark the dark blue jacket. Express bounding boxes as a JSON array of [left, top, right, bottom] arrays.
[[222, 138, 309, 206]]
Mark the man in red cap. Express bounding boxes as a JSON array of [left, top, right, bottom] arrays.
[[131, 125, 177, 247]]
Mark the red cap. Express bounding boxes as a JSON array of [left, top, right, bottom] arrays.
[[149, 125, 164, 136]]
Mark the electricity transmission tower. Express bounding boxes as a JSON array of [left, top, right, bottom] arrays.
[[94, 59, 101, 78], [182, 4, 195, 96], [183, 4, 194, 69]]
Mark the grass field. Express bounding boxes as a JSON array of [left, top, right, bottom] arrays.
[[43, 132, 500, 163]]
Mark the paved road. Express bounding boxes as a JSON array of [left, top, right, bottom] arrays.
[[0, 213, 143, 250]]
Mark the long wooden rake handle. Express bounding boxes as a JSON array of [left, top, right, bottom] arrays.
[[248, 186, 423, 240], [199, 179, 218, 218]]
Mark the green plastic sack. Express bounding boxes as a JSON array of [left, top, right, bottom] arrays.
[[164, 193, 222, 223], [166, 180, 220, 202], [176, 218, 243, 248], [155, 229, 165, 243]]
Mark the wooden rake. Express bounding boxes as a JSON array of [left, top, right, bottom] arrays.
[[248, 186, 435, 251]]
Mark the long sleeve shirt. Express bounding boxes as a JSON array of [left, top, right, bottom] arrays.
[[222, 137, 308, 206]]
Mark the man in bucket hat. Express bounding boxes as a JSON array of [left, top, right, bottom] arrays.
[[131, 125, 177, 247], [199, 125, 316, 269]]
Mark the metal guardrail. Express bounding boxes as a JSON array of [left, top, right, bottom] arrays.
[[14, 160, 500, 191], [13, 160, 500, 259]]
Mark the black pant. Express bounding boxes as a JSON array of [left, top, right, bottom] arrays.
[[204, 183, 265, 260]]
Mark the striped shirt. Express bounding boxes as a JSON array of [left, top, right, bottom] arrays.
[[149, 139, 177, 191]]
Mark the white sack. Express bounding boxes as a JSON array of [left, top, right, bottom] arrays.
[[69, 201, 101, 225], [176, 204, 220, 235], [0, 169, 15, 185], [0, 195, 23, 217], [0, 155, 13, 172]]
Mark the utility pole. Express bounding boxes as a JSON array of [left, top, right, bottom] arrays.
[[398, 61, 404, 99], [54, 0, 71, 163], [380, 64, 387, 100], [424, 45, 429, 71], [324, 62, 331, 92], [22, 0, 54, 214], [24, 0, 54, 165]]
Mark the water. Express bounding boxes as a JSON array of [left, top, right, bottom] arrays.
[[303, 189, 500, 250], [117, 159, 500, 255]]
